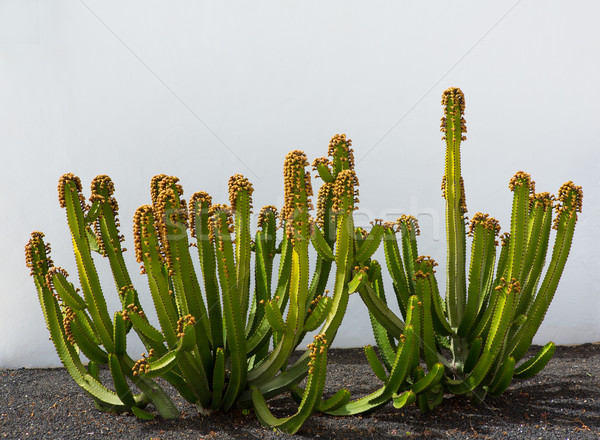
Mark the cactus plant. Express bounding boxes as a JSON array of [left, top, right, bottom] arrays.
[[353, 87, 583, 411], [25, 145, 359, 432], [25, 89, 581, 426]]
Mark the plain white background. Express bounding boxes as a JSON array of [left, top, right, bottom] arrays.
[[1, 1, 598, 367]]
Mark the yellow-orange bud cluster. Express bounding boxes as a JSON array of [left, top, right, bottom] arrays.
[[468, 213, 501, 237], [228, 174, 254, 213], [332, 169, 359, 213], [553, 181, 583, 230], [176, 314, 196, 338], [257, 205, 278, 229], [397, 215, 420, 236], [440, 87, 467, 142]]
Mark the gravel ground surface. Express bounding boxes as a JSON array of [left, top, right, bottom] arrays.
[[2, 344, 599, 439]]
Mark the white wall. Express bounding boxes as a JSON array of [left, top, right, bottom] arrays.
[[1, 1, 598, 368]]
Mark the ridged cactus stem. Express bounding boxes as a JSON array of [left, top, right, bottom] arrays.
[[153, 178, 210, 342], [26, 233, 147, 413], [441, 88, 468, 364], [90, 176, 132, 296], [249, 206, 278, 338], [210, 205, 247, 410], [91, 177, 165, 356], [248, 151, 312, 386], [458, 213, 500, 337], [321, 168, 358, 342], [133, 206, 179, 346], [508, 182, 582, 360], [58, 174, 115, 353], [506, 172, 534, 282], [228, 174, 254, 324], [190, 192, 224, 350], [514, 192, 554, 317]]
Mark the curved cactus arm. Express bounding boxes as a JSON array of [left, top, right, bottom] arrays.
[[190, 192, 224, 350], [383, 227, 411, 317], [107, 353, 139, 410], [508, 182, 581, 361], [127, 311, 165, 344], [364, 345, 388, 381], [245, 313, 274, 357], [290, 384, 352, 413], [355, 224, 384, 264], [252, 335, 328, 435], [487, 356, 515, 397], [368, 261, 396, 371], [317, 389, 352, 412], [264, 298, 286, 333], [513, 341, 555, 379], [26, 233, 127, 410], [113, 353, 180, 419], [353, 270, 404, 337], [86, 361, 130, 413], [238, 351, 311, 406], [49, 269, 87, 310], [392, 390, 417, 409], [315, 162, 335, 182], [324, 323, 416, 416], [311, 224, 335, 261], [412, 366, 442, 413], [69, 311, 108, 363], [441, 88, 468, 333], [303, 296, 332, 332], [58, 175, 115, 353], [411, 363, 444, 395], [144, 350, 178, 378]]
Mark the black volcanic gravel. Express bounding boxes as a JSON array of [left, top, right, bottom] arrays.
[[1, 344, 599, 439]]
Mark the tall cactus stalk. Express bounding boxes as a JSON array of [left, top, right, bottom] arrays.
[[353, 87, 582, 411]]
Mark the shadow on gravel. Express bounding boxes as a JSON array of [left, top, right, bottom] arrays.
[[1, 344, 599, 440]]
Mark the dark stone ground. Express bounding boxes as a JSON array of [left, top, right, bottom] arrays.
[[2, 344, 599, 439]]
